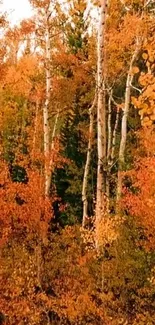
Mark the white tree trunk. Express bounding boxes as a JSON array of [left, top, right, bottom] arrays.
[[107, 91, 112, 167], [46, 109, 60, 193], [32, 99, 39, 159], [106, 91, 120, 202], [44, 13, 51, 197], [106, 91, 112, 199], [116, 43, 140, 206], [111, 107, 120, 163], [96, 0, 108, 224], [82, 93, 97, 228]]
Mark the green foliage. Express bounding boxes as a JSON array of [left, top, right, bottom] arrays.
[[10, 164, 28, 183], [1, 1, 155, 324], [66, 0, 88, 54], [53, 0, 96, 224]]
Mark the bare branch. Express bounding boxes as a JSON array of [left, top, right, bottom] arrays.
[[130, 82, 142, 93]]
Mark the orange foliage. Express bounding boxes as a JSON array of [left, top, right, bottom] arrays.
[[0, 161, 51, 247], [3, 55, 40, 98], [122, 128, 155, 249], [132, 34, 155, 126], [106, 5, 146, 82]]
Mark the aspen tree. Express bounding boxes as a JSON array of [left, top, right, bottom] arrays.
[[96, 0, 108, 224], [82, 93, 97, 227], [115, 0, 152, 209], [30, 0, 54, 196], [116, 39, 140, 207], [44, 1, 51, 196], [106, 90, 120, 198]]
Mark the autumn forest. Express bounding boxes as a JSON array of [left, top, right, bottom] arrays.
[[0, 0, 155, 323]]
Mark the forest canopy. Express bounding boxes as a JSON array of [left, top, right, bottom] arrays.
[[0, 0, 155, 324]]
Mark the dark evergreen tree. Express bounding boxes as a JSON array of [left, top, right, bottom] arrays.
[[53, 0, 96, 225]]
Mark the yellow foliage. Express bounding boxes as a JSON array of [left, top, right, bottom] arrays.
[[146, 108, 153, 115], [138, 110, 143, 116], [143, 116, 150, 122], [142, 52, 148, 60], [150, 115, 155, 121], [132, 66, 140, 74], [149, 56, 154, 63], [141, 119, 152, 127]]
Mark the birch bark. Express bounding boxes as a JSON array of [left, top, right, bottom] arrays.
[[44, 7, 51, 197], [106, 91, 120, 201], [32, 99, 39, 159], [46, 109, 60, 193], [96, 0, 108, 224], [116, 42, 140, 206], [82, 94, 97, 228]]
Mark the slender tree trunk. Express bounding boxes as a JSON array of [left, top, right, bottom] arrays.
[[32, 99, 39, 159], [107, 91, 112, 168], [82, 94, 97, 228], [116, 43, 140, 208], [106, 91, 120, 204], [46, 109, 60, 193], [96, 0, 108, 224], [51, 109, 60, 151], [44, 11, 51, 197], [111, 107, 120, 163], [107, 90, 120, 167], [106, 91, 112, 198]]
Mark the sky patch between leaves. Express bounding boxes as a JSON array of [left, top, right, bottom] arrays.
[[2, 0, 32, 24]]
